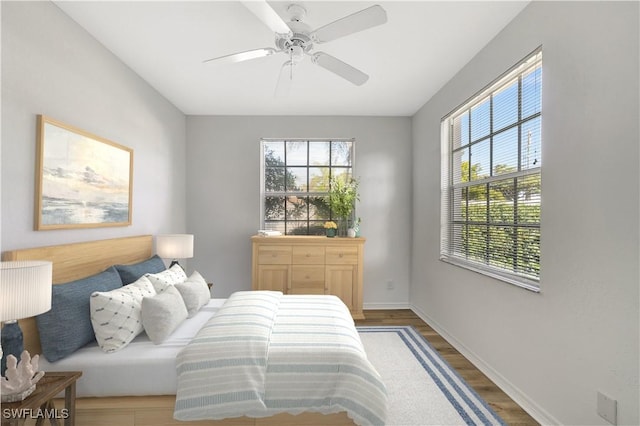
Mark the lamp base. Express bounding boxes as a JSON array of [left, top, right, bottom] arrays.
[[169, 260, 184, 270], [1, 321, 24, 376]]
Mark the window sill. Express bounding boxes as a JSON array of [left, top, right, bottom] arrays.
[[440, 256, 540, 293]]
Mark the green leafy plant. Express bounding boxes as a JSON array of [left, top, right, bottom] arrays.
[[329, 176, 359, 224]]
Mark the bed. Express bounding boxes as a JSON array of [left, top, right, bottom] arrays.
[[2, 235, 386, 426]]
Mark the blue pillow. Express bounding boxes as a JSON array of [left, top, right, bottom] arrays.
[[114, 255, 166, 285], [35, 266, 123, 362]]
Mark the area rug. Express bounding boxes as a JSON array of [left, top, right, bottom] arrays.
[[357, 326, 505, 426]]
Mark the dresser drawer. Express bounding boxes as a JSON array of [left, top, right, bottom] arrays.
[[326, 246, 358, 264], [257, 245, 292, 264], [290, 266, 325, 294], [292, 246, 325, 264]]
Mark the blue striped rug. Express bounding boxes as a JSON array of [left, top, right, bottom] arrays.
[[357, 326, 505, 426]]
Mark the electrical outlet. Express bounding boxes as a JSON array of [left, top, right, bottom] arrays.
[[597, 391, 617, 425], [386, 280, 394, 290]]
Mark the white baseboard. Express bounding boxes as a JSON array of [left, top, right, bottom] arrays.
[[363, 302, 411, 310], [409, 303, 559, 426]]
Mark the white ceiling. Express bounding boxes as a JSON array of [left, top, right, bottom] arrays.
[[53, 1, 529, 116]]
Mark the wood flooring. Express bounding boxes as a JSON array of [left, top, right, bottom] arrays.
[[357, 309, 539, 426]]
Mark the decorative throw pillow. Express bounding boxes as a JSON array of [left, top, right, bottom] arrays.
[[141, 285, 188, 344], [145, 264, 187, 293], [174, 271, 211, 317], [36, 266, 123, 362], [114, 255, 166, 285], [90, 275, 156, 353]]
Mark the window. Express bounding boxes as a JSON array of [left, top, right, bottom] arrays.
[[260, 139, 354, 235], [441, 49, 542, 291]]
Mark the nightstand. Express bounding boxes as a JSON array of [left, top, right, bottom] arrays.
[[1, 371, 82, 426]]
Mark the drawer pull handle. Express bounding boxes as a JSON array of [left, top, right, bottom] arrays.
[[339, 253, 344, 258], [272, 254, 277, 257], [305, 275, 310, 279], [306, 254, 311, 257]]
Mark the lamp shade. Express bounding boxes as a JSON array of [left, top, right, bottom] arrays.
[[156, 234, 194, 259], [0, 261, 52, 322]]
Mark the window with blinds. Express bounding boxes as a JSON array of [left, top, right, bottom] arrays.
[[441, 49, 542, 291], [260, 139, 354, 235]]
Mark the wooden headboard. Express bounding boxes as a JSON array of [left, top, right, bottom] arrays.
[[1, 235, 154, 354]]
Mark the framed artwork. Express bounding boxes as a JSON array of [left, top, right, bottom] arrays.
[[35, 115, 133, 230]]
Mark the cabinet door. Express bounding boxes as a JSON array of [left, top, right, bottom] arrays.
[[325, 265, 356, 310], [257, 265, 290, 293]]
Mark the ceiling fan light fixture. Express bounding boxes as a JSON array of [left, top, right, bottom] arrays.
[[289, 45, 305, 64], [287, 4, 306, 22]]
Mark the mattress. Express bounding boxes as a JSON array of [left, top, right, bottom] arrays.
[[39, 298, 226, 397]]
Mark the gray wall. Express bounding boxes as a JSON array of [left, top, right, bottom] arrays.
[[411, 2, 639, 425], [1, 1, 187, 251], [186, 115, 412, 306]]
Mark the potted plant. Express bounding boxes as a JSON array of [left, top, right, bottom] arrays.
[[329, 176, 359, 236], [323, 221, 337, 238]]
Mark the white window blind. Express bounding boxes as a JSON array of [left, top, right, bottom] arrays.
[[441, 49, 542, 291]]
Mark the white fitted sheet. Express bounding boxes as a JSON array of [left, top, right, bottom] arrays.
[[39, 298, 226, 397]]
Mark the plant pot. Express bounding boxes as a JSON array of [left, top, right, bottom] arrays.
[[347, 228, 356, 238], [325, 229, 336, 238]]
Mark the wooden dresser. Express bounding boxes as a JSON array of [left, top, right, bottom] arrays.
[[251, 236, 365, 319]]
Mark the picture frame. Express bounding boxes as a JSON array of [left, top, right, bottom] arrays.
[[35, 115, 133, 230]]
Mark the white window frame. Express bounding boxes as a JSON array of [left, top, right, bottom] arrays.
[[259, 138, 355, 235], [440, 48, 542, 292]]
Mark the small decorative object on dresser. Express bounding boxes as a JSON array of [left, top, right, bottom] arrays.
[[323, 221, 337, 238]]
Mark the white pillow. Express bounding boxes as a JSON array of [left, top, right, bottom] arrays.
[[90, 276, 156, 353], [145, 264, 187, 293], [174, 271, 210, 317], [141, 285, 188, 344]]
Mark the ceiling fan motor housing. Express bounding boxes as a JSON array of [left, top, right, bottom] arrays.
[[276, 19, 313, 57]]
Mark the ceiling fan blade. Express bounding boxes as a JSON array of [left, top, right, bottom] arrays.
[[311, 5, 387, 44], [203, 48, 277, 65], [274, 61, 293, 97], [242, 1, 291, 35], [312, 52, 369, 86]]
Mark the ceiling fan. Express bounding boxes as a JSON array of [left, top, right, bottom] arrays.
[[203, 1, 387, 95]]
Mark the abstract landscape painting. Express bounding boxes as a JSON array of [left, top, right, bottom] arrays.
[[35, 115, 133, 230]]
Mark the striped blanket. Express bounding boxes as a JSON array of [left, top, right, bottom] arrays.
[[174, 291, 387, 425]]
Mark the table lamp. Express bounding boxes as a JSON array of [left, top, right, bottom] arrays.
[[1, 260, 52, 395], [156, 234, 194, 269]]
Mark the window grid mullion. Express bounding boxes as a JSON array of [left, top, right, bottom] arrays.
[[306, 140, 310, 231], [487, 95, 494, 264], [514, 75, 523, 273]]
